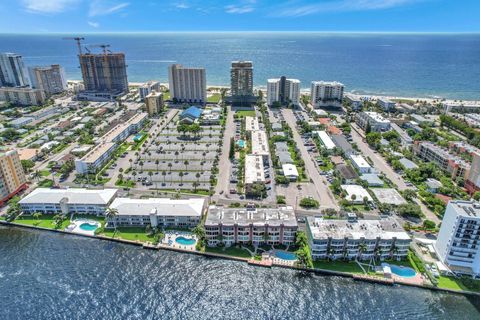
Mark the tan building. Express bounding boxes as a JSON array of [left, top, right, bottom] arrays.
[[145, 90, 164, 116], [0, 150, 28, 204], [0, 87, 46, 106]]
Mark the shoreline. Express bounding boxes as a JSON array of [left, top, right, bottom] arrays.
[[66, 80, 480, 105], [1, 220, 479, 298]]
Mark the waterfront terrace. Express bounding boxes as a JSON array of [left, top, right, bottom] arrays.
[[205, 205, 298, 247], [306, 216, 411, 261]]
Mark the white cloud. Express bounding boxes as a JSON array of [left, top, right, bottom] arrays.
[[89, 0, 130, 17], [88, 21, 100, 28], [275, 0, 423, 17], [225, 5, 255, 14], [175, 3, 190, 9], [22, 0, 80, 14]]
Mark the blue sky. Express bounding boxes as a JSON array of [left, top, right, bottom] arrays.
[[1, 0, 479, 33]]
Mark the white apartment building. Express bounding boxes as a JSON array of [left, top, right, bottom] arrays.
[[267, 77, 300, 106], [106, 198, 206, 229], [19, 188, 118, 215], [28, 64, 67, 95], [350, 154, 373, 174], [250, 130, 270, 162], [0, 52, 31, 87], [245, 154, 265, 194], [435, 201, 480, 278], [377, 98, 396, 111], [205, 205, 298, 247], [0, 87, 46, 106], [355, 111, 391, 132], [310, 81, 344, 108], [138, 80, 161, 100], [245, 116, 260, 132], [306, 216, 411, 261], [168, 64, 206, 104]]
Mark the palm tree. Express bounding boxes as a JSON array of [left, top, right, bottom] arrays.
[[105, 208, 119, 234], [129, 158, 133, 170], [179, 171, 184, 185], [193, 181, 200, 192], [162, 170, 167, 184], [195, 172, 201, 182], [184, 160, 189, 171], [168, 162, 173, 173], [132, 171, 137, 182], [148, 171, 153, 184], [139, 161, 144, 172], [358, 242, 367, 260], [155, 159, 160, 172], [175, 151, 179, 162]]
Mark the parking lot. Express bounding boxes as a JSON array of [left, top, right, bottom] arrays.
[[131, 112, 223, 192]]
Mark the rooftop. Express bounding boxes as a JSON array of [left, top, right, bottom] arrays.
[[350, 154, 372, 169], [251, 130, 269, 156], [341, 184, 373, 202], [180, 106, 203, 119], [307, 217, 410, 240], [447, 200, 480, 218], [245, 155, 265, 184], [19, 188, 118, 205], [245, 116, 259, 131], [79, 142, 116, 163], [109, 198, 205, 217], [314, 131, 335, 150], [363, 112, 390, 124], [205, 205, 297, 227], [371, 188, 407, 205]]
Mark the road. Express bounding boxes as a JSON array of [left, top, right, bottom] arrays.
[[214, 105, 233, 196], [282, 109, 339, 210], [350, 123, 440, 224]]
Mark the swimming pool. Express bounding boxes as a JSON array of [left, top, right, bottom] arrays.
[[175, 236, 196, 246], [389, 265, 417, 278], [237, 139, 245, 148], [133, 133, 145, 142], [79, 222, 98, 231], [275, 251, 297, 261]]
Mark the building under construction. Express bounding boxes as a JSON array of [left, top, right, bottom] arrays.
[[78, 51, 128, 99]]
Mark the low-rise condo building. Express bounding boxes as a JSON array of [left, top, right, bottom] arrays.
[[106, 198, 206, 229], [138, 80, 161, 100], [314, 131, 335, 151], [413, 141, 470, 180], [350, 154, 373, 174], [435, 201, 480, 278], [245, 154, 265, 194], [377, 98, 396, 111], [205, 204, 298, 247], [250, 130, 269, 162], [19, 188, 118, 215], [245, 116, 259, 132], [145, 90, 164, 116], [0, 87, 46, 106], [306, 216, 411, 261], [75, 112, 147, 174], [355, 111, 391, 132]]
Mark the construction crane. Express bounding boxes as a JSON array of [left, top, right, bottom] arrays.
[[62, 37, 85, 55], [88, 44, 111, 54]]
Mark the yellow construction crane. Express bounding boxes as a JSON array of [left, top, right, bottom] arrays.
[[62, 37, 85, 55]]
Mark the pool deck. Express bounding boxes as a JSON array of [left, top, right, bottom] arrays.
[[65, 219, 101, 236], [162, 231, 197, 251]]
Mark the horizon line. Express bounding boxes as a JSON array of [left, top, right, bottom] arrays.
[[1, 31, 480, 35]]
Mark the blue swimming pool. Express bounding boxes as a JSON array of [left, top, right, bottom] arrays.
[[275, 251, 297, 261], [133, 133, 145, 142], [237, 139, 245, 148], [175, 236, 196, 246], [79, 222, 98, 231], [389, 265, 417, 278]]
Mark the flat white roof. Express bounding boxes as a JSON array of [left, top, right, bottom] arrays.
[[251, 130, 269, 156], [110, 198, 205, 217], [363, 111, 390, 124], [79, 142, 116, 163], [315, 131, 335, 150], [245, 116, 259, 131], [341, 184, 373, 202], [282, 164, 299, 177], [19, 188, 118, 205], [350, 154, 372, 169], [245, 154, 265, 184], [371, 188, 407, 205], [307, 216, 410, 241]]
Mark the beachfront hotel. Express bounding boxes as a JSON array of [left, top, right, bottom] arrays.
[[106, 198, 206, 229], [0, 149, 28, 205], [18, 188, 118, 215], [435, 201, 480, 278], [306, 215, 411, 261], [310, 81, 344, 108], [204, 205, 298, 247], [267, 77, 300, 107], [168, 64, 207, 104]]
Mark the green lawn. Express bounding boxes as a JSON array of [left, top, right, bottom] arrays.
[[38, 179, 54, 187], [115, 179, 136, 188], [99, 227, 155, 243], [39, 170, 51, 177], [437, 276, 480, 293], [205, 246, 252, 258], [312, 260, 365, 274], [14, 215, 70, 230], [236, 110, 256, 118], [207, 93, 221, 103]]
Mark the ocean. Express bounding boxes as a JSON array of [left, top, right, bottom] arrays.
[[0, 32, 480, 100], [0, 226, 479, 319]]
